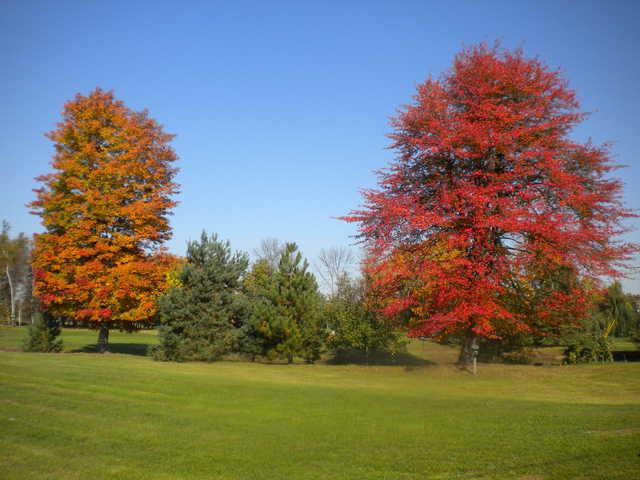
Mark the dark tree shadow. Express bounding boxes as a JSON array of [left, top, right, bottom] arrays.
[[612, 350, 640, 362], [326, 348, 434, 367], [71, 343, 151, 356]]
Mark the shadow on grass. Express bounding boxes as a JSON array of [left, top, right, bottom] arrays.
[[71, 343, 150, 356], [326, 349, 434, 367], [612, 350, 640, 362]]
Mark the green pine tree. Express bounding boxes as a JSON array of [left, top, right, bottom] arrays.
[[245, 243, 324, 363], [152, 232, 249, 361], [23, 312, 63, 352]]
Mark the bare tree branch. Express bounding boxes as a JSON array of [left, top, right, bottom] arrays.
[[315, 246, 355, 296]]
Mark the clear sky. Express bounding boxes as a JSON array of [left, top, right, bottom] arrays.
[[1, 0, 638, 292]]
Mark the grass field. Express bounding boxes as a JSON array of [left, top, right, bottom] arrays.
[[0, 326, 158, 354], [1, 327, 639, 479], [610, 336, 640, 352]]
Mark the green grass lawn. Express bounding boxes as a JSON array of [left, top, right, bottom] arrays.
[[610, 337, 640, 352], [0, 326, 157, 354], [0, 327, 639, 479]]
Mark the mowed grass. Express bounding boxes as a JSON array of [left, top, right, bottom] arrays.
[[610, 337, 640, 352], [0, 326, 157, 355], [0, 327, 639, 479]]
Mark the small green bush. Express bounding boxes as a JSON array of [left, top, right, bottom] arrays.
[[23, 312, 63, 353], [563, 335, 612, 364], [325, 274, 406, 359]]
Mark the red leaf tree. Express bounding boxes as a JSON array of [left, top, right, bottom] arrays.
[[345, 44, 636, 364], [30, 88, 179, 352]]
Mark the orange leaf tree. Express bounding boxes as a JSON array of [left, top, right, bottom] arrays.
[[29, 88, 179, 352]]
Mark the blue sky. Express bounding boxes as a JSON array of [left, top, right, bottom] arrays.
[[1, 0, 639, 292]]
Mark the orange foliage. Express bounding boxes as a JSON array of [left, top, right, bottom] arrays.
[[29, 88, 179, 324]]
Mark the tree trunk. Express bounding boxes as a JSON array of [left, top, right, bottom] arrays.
[[6, 264, 15, 326], [97, 324, 109, 353], [458, 330, 478, 370]]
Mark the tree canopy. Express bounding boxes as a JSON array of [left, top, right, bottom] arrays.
[[29, 88, 179, 338], [345, 44, 636, 363]]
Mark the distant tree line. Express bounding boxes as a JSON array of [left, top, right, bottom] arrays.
[[0, 221, 36, 327], [10, 216, 639, 363]]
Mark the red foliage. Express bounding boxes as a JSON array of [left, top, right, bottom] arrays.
[[345, 44, 636, 340]]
